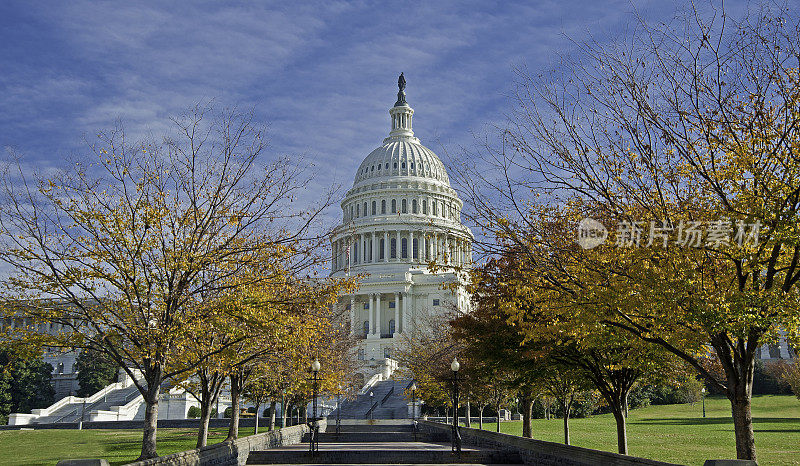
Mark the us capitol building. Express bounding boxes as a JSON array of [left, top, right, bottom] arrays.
[[330, 75, 473, 380]]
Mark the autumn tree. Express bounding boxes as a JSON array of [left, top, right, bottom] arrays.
[[454, 5, 800, 461], [0, 104, 336, 460]]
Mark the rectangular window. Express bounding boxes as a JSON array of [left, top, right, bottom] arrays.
[[364, 302, 369, 310], [389, 302, 395, 308], [433, 299, 440, 306]]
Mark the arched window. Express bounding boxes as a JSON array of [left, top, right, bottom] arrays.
[[401, 238, 408, 258], [371, 201, 376, 215], [377, 164, 381, 171], [363, 321, 369, 335], [402, 162, 406, 169], [412, 200, 417, 213], [354, 241, 358, 263], [413, 238, 418, 259], [363, 202, 367, 216], [391, 199, 397, 213], [401, 199, 407, 213], [350, 206, 354, 220], [389, 319, 395, 334], [358, 348, 365, 360], [433, 202, 438, 216], [380, 238, 385, 259], [381, 200, 386, 214], [394, 162, 398, 169], [57, 362, 64, 374], [385, 163, 389, 169], [356, 204, 360, 218], [422, 200, 427, 214], [390, 238, 397, 258]]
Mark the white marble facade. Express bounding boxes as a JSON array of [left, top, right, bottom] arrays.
[[330, 82, 473, 375]]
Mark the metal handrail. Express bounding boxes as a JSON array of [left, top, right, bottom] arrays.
[[380, 386, 394, 405], [53, 408, 78, 423], [364, 401, 379, 419]]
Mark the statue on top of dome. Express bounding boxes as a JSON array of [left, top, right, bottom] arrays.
[[395, 73, 408, 106]]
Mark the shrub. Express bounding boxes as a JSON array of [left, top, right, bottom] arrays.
[[187, 406, 201, 418]]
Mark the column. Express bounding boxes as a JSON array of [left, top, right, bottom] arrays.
[[348, 236, 354, 267], [408, 230, 419, 262], [394, 292, 401, 335], [368, 294, 375, 335], [419, 232, 426, 262], [372, 232, 377, 263], [360, 233, 366, 264], [400, 291, 407, 334], [375, 293, 382, 337], [410, 231, 415, 262], [383, 231, 389, 262], [349, 296, 356, 336]]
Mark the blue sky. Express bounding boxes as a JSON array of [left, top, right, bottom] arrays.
[[0, 1, 745, 226]]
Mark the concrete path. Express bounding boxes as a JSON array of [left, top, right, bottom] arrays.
[[246, 423, 524, 465]]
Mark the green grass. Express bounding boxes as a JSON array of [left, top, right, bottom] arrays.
[[475, 395, 800, 465], [0, 397, 797, 466], [0, 426, 257, 466]]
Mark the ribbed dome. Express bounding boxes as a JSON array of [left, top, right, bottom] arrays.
[[354, 138, 450, 185]]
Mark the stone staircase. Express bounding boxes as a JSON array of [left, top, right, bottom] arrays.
[[246, 423, 524, 465], [331, 378, 413, 419]]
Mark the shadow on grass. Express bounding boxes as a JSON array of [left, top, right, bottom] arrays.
[[632, 417, 799, 426]]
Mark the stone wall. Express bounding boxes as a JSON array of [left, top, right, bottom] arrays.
[[417, 420, 681, 466], [123, 420, 325, 466]]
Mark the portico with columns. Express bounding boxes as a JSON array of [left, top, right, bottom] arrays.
[[331, 76, 473, 376]]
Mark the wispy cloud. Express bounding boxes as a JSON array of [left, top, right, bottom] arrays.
[[0, 0, 752, 230]]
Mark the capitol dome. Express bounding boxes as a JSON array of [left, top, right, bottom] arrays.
[[353, 134, 450, 186], [331, 74, 472, 365]]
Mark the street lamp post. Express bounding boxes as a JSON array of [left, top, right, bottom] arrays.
[[369, 391, 374, 420], [411, 382, 418, 441], [310, 359, 321, 455], [451, 358, 461, 456], [701, 387, 706, 418]]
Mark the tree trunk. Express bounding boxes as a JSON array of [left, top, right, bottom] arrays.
[[730, 392, 757, 460], [496, 404, 501, 432], [281, 401, 288, 428], [254, 402, 260, 435], [563, 401, 571, 445], [197, 400, 212, 448], [521, 394, 533, 438], [478, 406, 484, 430], [465, 400, 471, 428], [269, 400, 277, 431], [623, 392, 629, 417], [227, 377, 241, 440], [612, 407, 627, 455], [302, 402, 308, 424], [137, 384, 160, 460]]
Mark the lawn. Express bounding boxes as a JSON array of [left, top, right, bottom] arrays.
[[477, 394, 800, 465], [0, 426, 257, 466], [0, 396, 797, 466]]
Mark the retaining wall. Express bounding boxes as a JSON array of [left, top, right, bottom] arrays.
[[123, 420, 325, 466], [417, 420, 682, 466]]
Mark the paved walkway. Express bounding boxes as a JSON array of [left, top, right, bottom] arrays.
[[246, 423, 524, 465]]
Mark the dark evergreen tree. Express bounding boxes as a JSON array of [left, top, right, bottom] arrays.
[[0, 350, 55, 422], [75, 348, 118, 397]]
